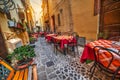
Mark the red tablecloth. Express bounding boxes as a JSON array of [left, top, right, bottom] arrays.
[[31, 33, 39, 40], [39, 32, 48, 36], [53, 35, 76, 49], [80, 40, 120, 72], [80, 40, 120, 63], [45, 34, 57, 42]]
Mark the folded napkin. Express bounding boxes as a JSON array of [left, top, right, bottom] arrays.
[[107, 48, 119, 53], [114, 42, 120, 46]]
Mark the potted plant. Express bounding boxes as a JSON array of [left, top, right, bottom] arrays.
[[7, 45, 36, 69], [29, 37, 36, 44], [98, 32, 104, 39], [98, 31, 109, 40]]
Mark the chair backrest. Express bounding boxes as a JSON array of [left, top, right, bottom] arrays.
[[93, 46, 120, 73], [77, 37, 86, 47], [0, 57, 15, 80], [108, 36, 120, 41]]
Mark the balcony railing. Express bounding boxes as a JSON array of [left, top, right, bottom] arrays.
[[0, 0, 15, 13]]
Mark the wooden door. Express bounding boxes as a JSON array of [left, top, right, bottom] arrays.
[[99, 0, 120, 38], [51, 15, 56, 33], [0, 26, 8, 59]]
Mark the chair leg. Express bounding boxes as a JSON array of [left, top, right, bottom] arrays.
[[90, 62, 96, 72], [76, 46, 79, 56], [74, 46, 79, 57], [111, 67, 120, 80], [63, 48, 66, 55], [74, 47, 76, 57], [90, 62, 97, 79], [71, 46, 75, 57], [54, 45, 57, 55], [53, 44, 55, 51]]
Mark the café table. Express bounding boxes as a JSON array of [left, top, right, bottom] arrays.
[[80, 40, 120, 63], [52, 35, 76, 55], [45, 34, 57, 42], [31, 33, 39, 40], [39, 32, 47, 37], [83, 40, 120, 79]]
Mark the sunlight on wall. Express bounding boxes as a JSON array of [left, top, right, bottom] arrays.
[[30, 0, 42, 26]]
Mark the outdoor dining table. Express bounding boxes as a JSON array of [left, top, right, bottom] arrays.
[[45, 33, 57, 42], [80, 40, 120, 63], [39, 32, 47, 36], [31, 33, 39, 40], [53, 35, 76, 49], [52, 35, 76, 55]]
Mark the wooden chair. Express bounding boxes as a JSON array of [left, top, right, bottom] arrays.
[[0, 57, 37, 80], [77, 37, 86, 47], [67, 36, 86, 57], [108, 36, 120, 41], [52, 37, 60, 55], [90, 46, 120, 80]]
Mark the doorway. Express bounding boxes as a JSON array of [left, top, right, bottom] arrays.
[[51, 15, 56, 33], [0, 25, 8, 59], [99, 0, 120, 38]]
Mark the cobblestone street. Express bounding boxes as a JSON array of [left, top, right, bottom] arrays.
[[33, 37, 112, 80], [0, 0, 119, 80]]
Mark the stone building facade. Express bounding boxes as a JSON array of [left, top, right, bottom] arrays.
[[0, 13, 9, 58], [48, 0, 72, 33], [71, 0, 98, 40], [42, 0, 98, 40], [0, 0, 34, 58]]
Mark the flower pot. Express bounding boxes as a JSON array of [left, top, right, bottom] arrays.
[[15, 58, 33, 69]]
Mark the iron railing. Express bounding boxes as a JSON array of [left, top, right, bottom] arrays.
[[0, 0, 15, 13]]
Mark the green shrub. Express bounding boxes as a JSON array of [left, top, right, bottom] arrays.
[[29, 37, 36, 43], [7, 45, 36, 62]]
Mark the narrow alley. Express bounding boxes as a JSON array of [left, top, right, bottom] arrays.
[[34, 37, 111, 80], [0, 0, 120, 80]]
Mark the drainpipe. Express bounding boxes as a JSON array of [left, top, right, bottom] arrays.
[[68, 0, 73, 32], [47, 0, 49, 19], [46, 0, 50, 32]]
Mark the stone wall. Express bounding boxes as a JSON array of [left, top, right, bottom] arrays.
[[0, 13, 11, 33], [48, 0, 71, 32], [71, 0, 98, 40], [0, 12, 29, 45], [47, 0, 98, 40]]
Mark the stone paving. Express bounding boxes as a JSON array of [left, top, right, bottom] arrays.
[[33, 37, 113, 80]]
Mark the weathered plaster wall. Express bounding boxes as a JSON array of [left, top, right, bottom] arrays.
[[0, 13, 11, 33], [71, 0, 98, 40]]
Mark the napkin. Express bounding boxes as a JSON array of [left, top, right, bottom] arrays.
[[114, 42, 120, 46], [107, 48, 119, 53]]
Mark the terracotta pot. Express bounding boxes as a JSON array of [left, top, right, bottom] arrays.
[[15, 58, 33, 69]]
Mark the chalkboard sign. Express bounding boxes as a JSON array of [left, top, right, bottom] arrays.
[[77, 37, 86, 46]]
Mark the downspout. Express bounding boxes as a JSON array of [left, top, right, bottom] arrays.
[[47, 0, 49, 20], [68, 0, 73, 32], [46, 0, 51, 32]]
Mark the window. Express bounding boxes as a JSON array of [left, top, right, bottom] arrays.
[[57, 13, 61, 26]]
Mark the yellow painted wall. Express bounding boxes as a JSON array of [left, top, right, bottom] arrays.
[[0, 13, 11, 32], [0, 12, 29, 45], [71, 0, 98, 40], [47, 0, 98, 40], [48, 0, 71, 32]]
